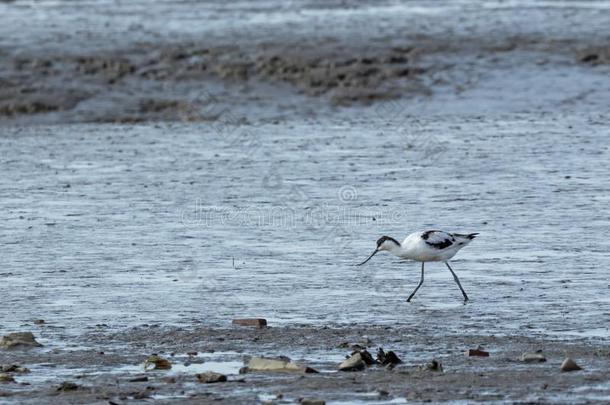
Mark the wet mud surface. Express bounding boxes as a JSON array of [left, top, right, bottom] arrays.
[[1, 41, 425, 123], [1, 116, 609, 403], [2, 1, 610, 403], [2, 0, 610, 124], [2, 325, 610, 404]]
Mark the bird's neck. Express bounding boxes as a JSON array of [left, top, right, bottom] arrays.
[[386, 242, 405, 257]]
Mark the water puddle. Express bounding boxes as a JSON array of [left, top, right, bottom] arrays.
[[122, 360, 244, 375], [329, 396, 408, 404], [13, 353, 245, 388]]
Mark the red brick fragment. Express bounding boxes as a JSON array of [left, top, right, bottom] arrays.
[[466, 348, 490, 357], [232, 318, 267, 328]]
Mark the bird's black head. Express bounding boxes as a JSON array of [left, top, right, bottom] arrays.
[[357, 235, 401, 266], [376, 236, 400, 248]]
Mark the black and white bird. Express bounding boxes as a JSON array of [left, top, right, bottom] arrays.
[[357, 230, 478, 302]]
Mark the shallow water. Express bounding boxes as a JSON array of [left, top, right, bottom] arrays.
[[1, 113, 609, 342], [2, 0, 609, 52]]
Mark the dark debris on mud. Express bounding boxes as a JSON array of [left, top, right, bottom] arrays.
[[0, 41, 427, 124], [2, 31, 608, 125]]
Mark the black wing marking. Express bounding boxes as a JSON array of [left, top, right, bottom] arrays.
[[421, 230, 455, 249]]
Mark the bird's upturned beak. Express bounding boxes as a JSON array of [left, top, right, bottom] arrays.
[[357, 249, 378, 266]]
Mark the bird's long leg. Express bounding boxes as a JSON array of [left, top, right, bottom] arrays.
[[407, 262, 425, 302], [445, 261, 469, 302]]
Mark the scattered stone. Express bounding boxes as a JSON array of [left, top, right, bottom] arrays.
[[560, 358, 582, 372], [144, 355, 172, 371], [377, 348, 402, 365], [355, 350, 375, 365], [425, 360, 443, 372], [128, 376, 149, 382], [384, 351, 402, 365], [521, 353, 546, 363], [0, 373, 15, 383], [196, 371, 227, 383], [337, 341, 350, 349], [232, 318, 267, 328], [338, 352, 366, 372], [243, 357, 317, 373], [0, 332, 42, 349], [466, 348, 490, 357], [0, 364, 29, 373], [132, 387, 153, 399], [337, 341, 371, 351], [299, 398, 325, 405], [580, 54, 599, 63], [57, 381, 79, 391], [186, 351, 198, 356]]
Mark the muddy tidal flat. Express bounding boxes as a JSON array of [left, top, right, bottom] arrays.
[[1, 1, 610, 404], [1, 116, 609, 404], [1, 325, 609, 404]]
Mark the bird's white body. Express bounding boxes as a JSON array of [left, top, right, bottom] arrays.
[[357, 230, 478, 302], [384, 230, 477, 262]]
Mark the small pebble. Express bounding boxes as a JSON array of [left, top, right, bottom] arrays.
[[425, 360, 443, 372], [560, 357, 582, 372], [521, 353, 546, 363], [299, 398, 325, 405], [196, 371, 227, 383], [466, 348, 490, 357], [0, 373, 16, 383], [338, 352, 365, 372], [232, 318, 267, 328], [57, 381, 79, 391], [143, 355, 172, 371]]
